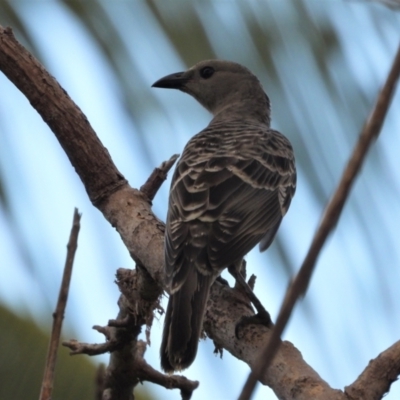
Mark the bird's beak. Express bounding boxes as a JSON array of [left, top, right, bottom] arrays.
[[152, 72, 189, 89]]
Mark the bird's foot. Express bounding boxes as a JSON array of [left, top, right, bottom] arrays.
[[227, 263, 273, 338], [235, 310, 273, 338], [215, 275, 229, 286]]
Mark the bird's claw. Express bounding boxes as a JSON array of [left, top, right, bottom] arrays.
[[235, 310, 273, 339], [216, 276, 229, 286]]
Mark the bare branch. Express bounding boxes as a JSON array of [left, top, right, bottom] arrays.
[[0, 26, 126, 205], [0, 22, 165, 291], [239, 41, 400, 400], [130, 341, 199, 400], [206, 282, 346, 400], [63, 338, 119, 356], [0, 23, 344, 400], [100, 270, 197, 400], [3, 24, 398, 400], [39, 209, 81, 400], [345, 341, 400, 400], [95, 364, 106, 400], [140, 154, 179, 202]]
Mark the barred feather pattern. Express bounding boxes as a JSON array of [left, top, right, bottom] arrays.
[[166, 120, 296, 287], [160, 118, 296, 372]]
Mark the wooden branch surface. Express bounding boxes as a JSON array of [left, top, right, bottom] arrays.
[[0, 27, 126, 205], [345, 341, 400, 400], [39, 209, 81, 400], [1, 25, 398, 400], [239, 41, 400, 400]]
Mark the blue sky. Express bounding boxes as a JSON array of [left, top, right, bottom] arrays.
[[1, 1, 400, 399]]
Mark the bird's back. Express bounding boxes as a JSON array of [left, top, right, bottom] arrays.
[[165, 119, 296, 290]]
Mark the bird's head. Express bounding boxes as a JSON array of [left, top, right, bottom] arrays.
[[152, 60, 270, 123]]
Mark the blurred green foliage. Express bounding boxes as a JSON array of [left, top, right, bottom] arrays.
[[0, 304, 96, 400]]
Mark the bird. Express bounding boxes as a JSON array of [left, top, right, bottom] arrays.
[[152, 60, 296, 373]]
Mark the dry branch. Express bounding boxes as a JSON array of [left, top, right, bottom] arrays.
[[95, 364, 106, 400], [1, 25, 399, 400], [140, 154, 180, 202], [345, 340, 400, 400], [239, 42, 400, 400], [63, 265, 199, 399], [39, 209, 81, 400]]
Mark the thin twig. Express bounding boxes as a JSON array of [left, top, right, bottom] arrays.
[[238, 42, 400, 400], [133, 341, 199, 400], [63, 338, 119, 356], [39, 208, 81, 400], [95, 364, 106, 400], [140, 153, 179, 202]]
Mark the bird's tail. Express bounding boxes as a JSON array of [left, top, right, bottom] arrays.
[[160, 267, 213, 372]]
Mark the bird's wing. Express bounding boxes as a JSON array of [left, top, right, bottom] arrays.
[[165, 124, 296, 289]]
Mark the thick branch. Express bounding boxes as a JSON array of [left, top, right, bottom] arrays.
[[1, 25, 397, 400], [205, 282, 345, 400], [239, 41, 400, 400], [0, 26, 126, 205], [345, 341, 400, 400]]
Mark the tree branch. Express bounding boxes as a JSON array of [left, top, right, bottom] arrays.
[[205, 282, 345, 400], [238, 41, 400, 400], [66, 268, 198, 399], [1, 25, 398, 400], [140, 154, 179, 202], [345, 341, 400, 400], [39, 209, 81, 400], [0, 26, 126, 206]]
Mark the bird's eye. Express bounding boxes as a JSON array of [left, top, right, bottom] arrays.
[[200, 66, 215, 79]]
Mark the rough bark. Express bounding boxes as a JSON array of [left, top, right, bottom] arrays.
[[1, 25, 399, 400], [345, 341, 400, 400]]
